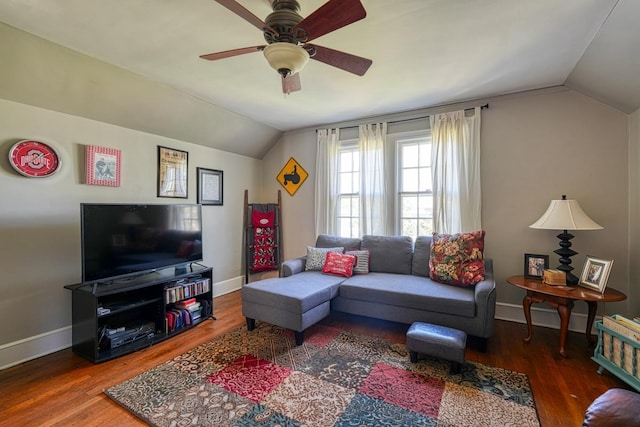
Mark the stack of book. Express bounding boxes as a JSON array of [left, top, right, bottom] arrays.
[[176, 298, 203, 322], [601, 314, 640, 379], [165, 298, 204, 332]]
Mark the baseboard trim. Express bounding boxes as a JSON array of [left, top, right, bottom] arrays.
[[495, 301, 595, 334], [0, 326, 72, 371], [0, 295, 589, 371], [213, 275, 243, 297], [0, 277, 244, 371]]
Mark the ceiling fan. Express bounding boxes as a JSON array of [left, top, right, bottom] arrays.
[[200, 0, 373, 94]]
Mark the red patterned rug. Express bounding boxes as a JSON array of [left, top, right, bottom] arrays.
[[105, 323, 540, 426]]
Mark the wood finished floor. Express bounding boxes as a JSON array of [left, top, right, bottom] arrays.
[[0, 290, 631, 427]]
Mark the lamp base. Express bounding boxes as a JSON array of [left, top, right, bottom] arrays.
[[554, 230, 579, 285]]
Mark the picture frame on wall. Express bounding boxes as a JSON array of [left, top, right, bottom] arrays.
[[579, 256, 613, 293], [86, 145, 121, 187], [197, 167, 223, 205], [524, 253, 549, 279], [157, 146, 188, 198]]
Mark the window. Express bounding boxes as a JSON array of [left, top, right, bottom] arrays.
[[397, 135, 433, 240], [337, 142, 359, 237], [334, 132, 433, 240]]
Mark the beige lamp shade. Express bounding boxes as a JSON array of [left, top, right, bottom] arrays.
[[529, 198, 603, 230], [263, 43, 310, 77]]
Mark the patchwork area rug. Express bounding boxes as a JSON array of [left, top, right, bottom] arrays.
[[105, 323, 540, 426]]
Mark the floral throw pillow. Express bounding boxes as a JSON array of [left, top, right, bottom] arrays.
[[305, 246, 344, 271], [429, 230, 485, 287], [322, 252, 356, 277]]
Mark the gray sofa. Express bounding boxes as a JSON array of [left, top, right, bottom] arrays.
[[242, 234, 496, 348]]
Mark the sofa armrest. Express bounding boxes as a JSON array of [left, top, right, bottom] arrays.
[[474, 258, 497, 337], [282, 256, 307, 277]]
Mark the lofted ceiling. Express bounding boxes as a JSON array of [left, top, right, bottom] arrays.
[[1, 0, 639, 158]]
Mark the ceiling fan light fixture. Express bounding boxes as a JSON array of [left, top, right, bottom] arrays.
[[263, 42, 309, 78]]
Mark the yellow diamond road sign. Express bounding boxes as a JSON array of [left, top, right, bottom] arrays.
[[276, 157, 308, 196]]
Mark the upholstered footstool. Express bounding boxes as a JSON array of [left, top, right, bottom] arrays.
[[406, 322, 467, 374]]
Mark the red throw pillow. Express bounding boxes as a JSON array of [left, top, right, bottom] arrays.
[[322, 252, 356, 278], [429, 230, 485, 287]]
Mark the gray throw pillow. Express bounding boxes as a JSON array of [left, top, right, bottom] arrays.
[[305, 246, 344, 271]]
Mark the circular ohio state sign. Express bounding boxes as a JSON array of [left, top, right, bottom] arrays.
[[9, 140, 61, 178]]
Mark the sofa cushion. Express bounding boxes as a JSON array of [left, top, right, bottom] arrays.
[[412, 236, 432, 277], [316, 234, 361, 251], [242, 272, 344, 314], [322, 252, 356, 277], [339, 273, 476, 317], [362, 235, 413, 274], [305, 246, 344, 271], [429, 231, 485, 287], [345, 249, 370, 274]]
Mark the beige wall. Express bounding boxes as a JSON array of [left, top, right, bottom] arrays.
[[629, 108, 640, 316], [263, 88, 632, 319], [0, 98, 261, 366]]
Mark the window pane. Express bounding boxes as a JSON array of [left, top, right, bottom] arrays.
[[350, 218, 359, 238], [340, 151, 353, 171], [418, 195, 433, 217], [351, 196, 359, 217], [338, 218, 351, 237], [402, 219, 417, 238], [402, 194, 418, 217], [418, 218, 433, 236], [339, 197, 351, 215], [402, 169, 419, 192], [419, 144, 430, 166], [340, 173, 353, 193], [402, 144, 419, 168], [419, 168, 432, 192]]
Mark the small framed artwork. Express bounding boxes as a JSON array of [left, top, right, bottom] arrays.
[[86, 145, 121, 186], [157, 146, 188, 198], [579, 256, 613, 293], [524, 253, 549, 279], [197, 167, 223, 205]]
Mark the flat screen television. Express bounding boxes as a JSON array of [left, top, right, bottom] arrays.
[[81, 203, 203, 284]]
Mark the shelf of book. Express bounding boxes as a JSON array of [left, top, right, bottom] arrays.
[[592, 316, 640, 392], [65, 265, 213, 363]]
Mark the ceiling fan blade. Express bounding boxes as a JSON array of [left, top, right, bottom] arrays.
[[214, 0, 277, 35], [307, 44, 372, 76], [282, 73, 302, 94], [294, 0, 366, 43], [200, 45, 265, 61]]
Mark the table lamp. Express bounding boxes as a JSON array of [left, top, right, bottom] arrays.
[[529, 195, 603, 285]]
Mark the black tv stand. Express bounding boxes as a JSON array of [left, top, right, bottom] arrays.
[[65, 265, 214, 363]]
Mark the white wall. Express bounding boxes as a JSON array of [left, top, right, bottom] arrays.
[[262, 88, 632, 321], [0, 98, 261, 368]]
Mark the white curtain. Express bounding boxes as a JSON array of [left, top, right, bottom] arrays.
[[430, 107, 482, 234], [314, 128, 340, 236], [358, 123, 388, 236]]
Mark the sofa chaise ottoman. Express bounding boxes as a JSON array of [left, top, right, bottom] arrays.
[[242, 234, 496, 347]]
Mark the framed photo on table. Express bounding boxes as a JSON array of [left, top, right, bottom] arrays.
[[157, 146, 188, 198], [197, 167, 223, 205], [579, 256, 613, 293], [524, 253, 549, 279]]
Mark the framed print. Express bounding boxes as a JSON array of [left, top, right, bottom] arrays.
[[157, 146, 188, 198], [86, 145, 121, 186], [524, 253, 549, 279], [197, 167, 223, 205], [579, 256, 613, 293]]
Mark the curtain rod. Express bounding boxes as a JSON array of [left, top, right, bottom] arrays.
[[316, 104, 489, 133]]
